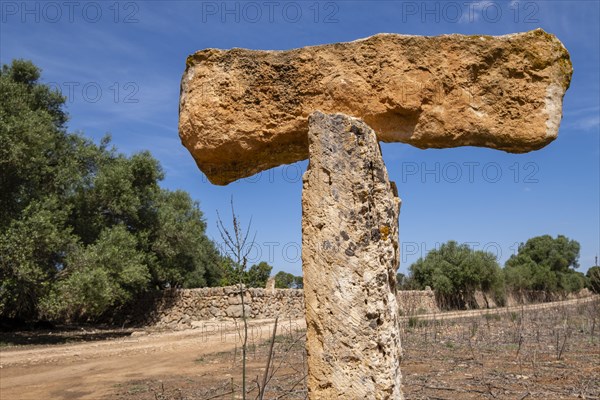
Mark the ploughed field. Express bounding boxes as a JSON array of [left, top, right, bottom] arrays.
[[1, 297, 598, 400]]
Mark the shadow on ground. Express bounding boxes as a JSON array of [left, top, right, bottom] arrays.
[[0, 326, 134, 347]]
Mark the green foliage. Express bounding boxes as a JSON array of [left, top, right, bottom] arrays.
[[293, 275, 303, 289], [274, 271, 303, 289], [0, 60, 69, 227], [274, 271, 294, 288], [409, 241, 505, 309], [505, 235, 582, 294], [41, 225, 149, 320], [557, 271, 587, 293], [0, 197, 74, 318], [218, 257, 241, 286], [148, 190, 221, 289], [0, 60, 223, 321], [245, 262, 273, 288], [219, 259, 273, 288], [586, 266, 600, 294]]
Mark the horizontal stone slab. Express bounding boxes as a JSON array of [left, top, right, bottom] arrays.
[[179, 29, 572, 185]]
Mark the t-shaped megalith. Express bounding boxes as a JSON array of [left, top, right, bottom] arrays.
[[178, 29, 572, 399], [179, 29, 572, 185]]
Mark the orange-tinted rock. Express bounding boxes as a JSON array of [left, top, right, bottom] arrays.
[[179, 29, 572, 185]]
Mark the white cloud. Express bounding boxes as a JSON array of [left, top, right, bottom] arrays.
[[563, 106, 600, 132]]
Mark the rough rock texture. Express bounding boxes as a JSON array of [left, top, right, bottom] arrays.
[[135, 286, 304, 329], [397, 288, 439, 316], [179, 29, 572, 184], [302, 112, 403, 399], [265, 276, 276, 292]]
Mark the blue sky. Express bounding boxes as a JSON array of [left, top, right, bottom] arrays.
[[1, 0, 598, 276]]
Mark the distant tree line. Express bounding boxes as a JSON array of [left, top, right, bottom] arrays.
[[0, 60, 276, 323], [399, 235, 598, 309], [274, 271, 303, 289], [218, 260, 274, 288]]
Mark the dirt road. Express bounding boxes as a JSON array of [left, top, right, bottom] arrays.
[[399, 295, 598, 322], [0, 318, 305, 400], [0, 297, 597, 400]]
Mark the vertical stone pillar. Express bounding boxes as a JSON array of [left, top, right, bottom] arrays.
[[302, 111, 403, 399], [265, 276, 276, 293]]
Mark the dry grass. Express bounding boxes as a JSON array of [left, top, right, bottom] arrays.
[[111, 298, 600, 400]]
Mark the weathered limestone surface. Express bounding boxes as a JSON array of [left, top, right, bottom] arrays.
[[140, 286, 305, 329], [397, 288, 439, 316], [179, 29, 572, 184], [265, 276, 276, 292], [302, 112, 402, 399]]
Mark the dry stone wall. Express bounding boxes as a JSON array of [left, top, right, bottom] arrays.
[[396, 289, 439, 315], [149, 286, 304, 329], [140, 286, 438, 330], [132, 287, 590, 330]]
